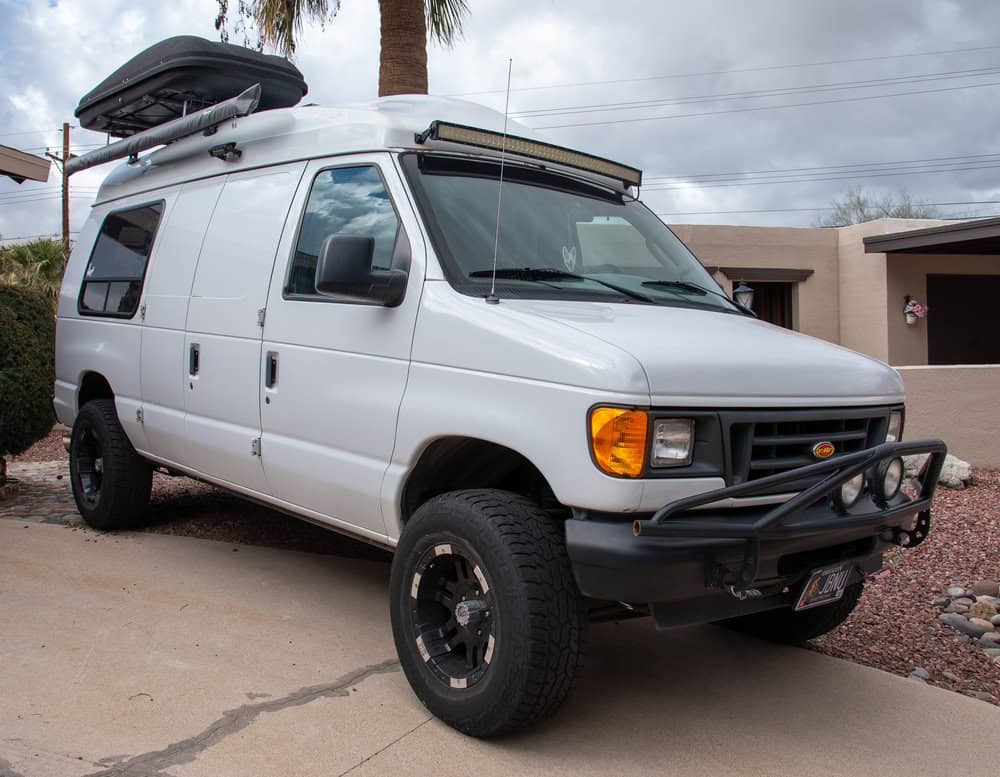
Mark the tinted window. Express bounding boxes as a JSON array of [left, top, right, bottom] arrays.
[[287, 166, 400, 296], [80, 202, 163, 316]]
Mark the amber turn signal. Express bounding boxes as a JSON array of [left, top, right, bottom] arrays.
[[589, 407, 649, 478]]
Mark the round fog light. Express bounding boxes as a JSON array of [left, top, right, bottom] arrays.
[[833, 473, 865, 511], [877, 457, 904, 504]]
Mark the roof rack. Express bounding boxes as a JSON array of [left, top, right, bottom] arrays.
[[65, 84, 261, 177]]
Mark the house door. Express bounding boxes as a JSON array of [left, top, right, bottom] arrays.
[[927, 274, 1000, 364]]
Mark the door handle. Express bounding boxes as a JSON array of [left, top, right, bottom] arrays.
[[189, 343, 200, 375], [265, 351, 278, 388]]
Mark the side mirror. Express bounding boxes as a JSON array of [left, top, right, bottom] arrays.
[[315, 235, 407, 307]]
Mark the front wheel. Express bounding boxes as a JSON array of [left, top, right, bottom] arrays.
[[720, 581, 864, 644], [69, 399, 152, 530], [389, 490, 588, 737]]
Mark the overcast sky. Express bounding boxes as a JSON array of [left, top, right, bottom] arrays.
[[2, 0, 1000, 243]]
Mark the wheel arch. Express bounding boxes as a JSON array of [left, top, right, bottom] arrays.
[[77, 370, 115, 411], [400, 436, 561, 524]]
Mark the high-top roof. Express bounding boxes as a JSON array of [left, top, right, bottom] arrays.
[[96, 96, 550, 204]]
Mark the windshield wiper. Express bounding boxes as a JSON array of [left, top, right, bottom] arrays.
[[641, 279, 754, 315], [468, 267, 657, 304]]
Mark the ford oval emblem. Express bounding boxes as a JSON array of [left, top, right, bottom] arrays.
[[812, 441, 836, 459]]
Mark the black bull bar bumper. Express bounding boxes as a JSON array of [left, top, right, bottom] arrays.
[[566, 439, 946, 608]]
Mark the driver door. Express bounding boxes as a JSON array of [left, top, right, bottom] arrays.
[[259, 154, 426, 539]]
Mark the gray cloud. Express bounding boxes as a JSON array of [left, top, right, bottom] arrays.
[[2, 0, 999, 242]]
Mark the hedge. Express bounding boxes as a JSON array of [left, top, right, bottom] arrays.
[[0, 285, 55, 470]]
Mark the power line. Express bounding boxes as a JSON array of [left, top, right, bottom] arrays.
[[655, 200, 1000, 216], [512, 66, 1000, 119], [444, 43, 1000, 97], [0, 231, 80, 241], [533, 79, 1000, 130], [642, 160, 1000, 191], [644, 152, 1000, 183], [0, 195, 93, 207], [0, 187, 99, 199], [0, 128, 66, 140]]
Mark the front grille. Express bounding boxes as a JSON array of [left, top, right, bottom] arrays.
[[723, 407, 892, 490]]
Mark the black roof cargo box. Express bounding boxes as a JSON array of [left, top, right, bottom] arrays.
[[75, 36, 308, 137]]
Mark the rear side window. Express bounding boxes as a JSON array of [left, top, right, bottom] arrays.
[[79, 202, 163, 317], [286, 166, 400, 296]]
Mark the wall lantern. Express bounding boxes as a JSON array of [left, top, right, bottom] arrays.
[[903, 295, 928, 326], [733, 281, 754, 309]]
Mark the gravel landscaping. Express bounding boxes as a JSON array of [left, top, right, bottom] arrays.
[[6, 426, 999, 703], [811, 468, 1000, 705]]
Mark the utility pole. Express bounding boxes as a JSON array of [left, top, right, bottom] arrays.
[[61, 122, 70, 254], [45, 123, 72, 253]]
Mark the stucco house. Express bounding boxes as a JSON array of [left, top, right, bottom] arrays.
[[671, 217, 1000, 466]]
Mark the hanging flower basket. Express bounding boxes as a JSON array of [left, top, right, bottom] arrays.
[[903, 297, 928, 326]]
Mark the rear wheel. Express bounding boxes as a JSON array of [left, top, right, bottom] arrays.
[[720, 581, 864, 644], [69, 399, 152, 530], [390, 490, 587, 737]]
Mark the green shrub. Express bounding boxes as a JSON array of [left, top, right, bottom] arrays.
[[0, 285, 55, 481], [0, 238, 68, 307]]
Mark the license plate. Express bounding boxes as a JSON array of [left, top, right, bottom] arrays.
[[794, 562, 852, 611]]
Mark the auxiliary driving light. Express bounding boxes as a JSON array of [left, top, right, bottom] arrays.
[[874, 457, 905, 505], [832, 472, 865, 511]]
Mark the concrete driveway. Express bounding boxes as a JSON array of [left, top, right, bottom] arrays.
[[1, 520, 997, 777]]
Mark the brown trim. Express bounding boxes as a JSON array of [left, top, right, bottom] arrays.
[[0, 145, 51, 184], [704, 266, 814, 283], [863, 217, 1000, 254]]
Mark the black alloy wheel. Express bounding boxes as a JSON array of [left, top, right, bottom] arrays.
[[72, 419, 105, 510], [407, 539, 498, 690]]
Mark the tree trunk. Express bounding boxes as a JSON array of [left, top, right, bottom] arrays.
[[378, 0, 428, 96], [0, 456, 6, 486]]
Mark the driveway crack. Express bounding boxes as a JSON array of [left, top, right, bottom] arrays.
[[337, 717, 434, 777], [83, 658, 400, 777]]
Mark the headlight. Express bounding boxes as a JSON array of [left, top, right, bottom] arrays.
[[832, 472, 865, 511], [886, 410, 903, 442], [651, 418, 695, 467], [589, 407, 648, 478]]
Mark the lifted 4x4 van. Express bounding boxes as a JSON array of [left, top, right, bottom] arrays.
[[57, 37, 946, 738]]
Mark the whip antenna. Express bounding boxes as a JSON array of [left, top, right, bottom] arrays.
[[486, 58, 513, 305]]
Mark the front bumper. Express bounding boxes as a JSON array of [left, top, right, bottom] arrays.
[[566, 439, 946, 624]]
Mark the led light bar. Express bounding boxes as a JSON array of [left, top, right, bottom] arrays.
[[415, 120, 642, 187]]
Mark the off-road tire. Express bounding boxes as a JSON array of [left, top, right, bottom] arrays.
[[720, 581, 864, 644], [390, 489, 588, 737], [69, 399, 152, 530]]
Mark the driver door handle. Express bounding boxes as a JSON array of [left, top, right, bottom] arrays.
[[265, 352, 278, 388]]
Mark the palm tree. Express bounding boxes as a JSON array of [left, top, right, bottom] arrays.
[[214, 0, 469, 96]]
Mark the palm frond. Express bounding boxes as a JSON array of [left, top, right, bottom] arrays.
[[426, 0, 469, 46], [216, 0, 340, 57], [256, 0, 341, 56]]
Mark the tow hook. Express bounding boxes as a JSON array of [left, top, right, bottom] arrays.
[[883, 509, 932, 548], [726, 585, 763, 601]]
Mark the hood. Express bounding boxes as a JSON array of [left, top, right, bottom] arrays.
[[506, 299, 904, 407]]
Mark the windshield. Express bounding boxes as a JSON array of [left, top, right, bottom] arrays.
[[401, 153, 741, 313]]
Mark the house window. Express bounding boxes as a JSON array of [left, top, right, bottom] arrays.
[[748, 281, 796, 330], [79, 202, 163, 317], [287, 166, 400, 296]]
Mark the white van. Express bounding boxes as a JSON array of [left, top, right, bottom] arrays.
[[56, 39, 946, 737]]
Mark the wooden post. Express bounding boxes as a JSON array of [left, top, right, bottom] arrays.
[[61, 122, 70, 253]]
